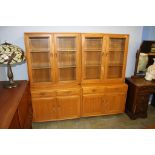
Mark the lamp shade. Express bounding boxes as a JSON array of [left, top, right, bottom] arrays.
[[0, 42, 25, 65]]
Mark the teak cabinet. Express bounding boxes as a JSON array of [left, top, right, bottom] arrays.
[[25, 33, 129, 122]]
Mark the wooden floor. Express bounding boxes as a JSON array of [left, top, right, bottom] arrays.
[[32, 105, 155, 129]]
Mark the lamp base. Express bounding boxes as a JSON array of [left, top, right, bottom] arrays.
[[4, 81, 18, 88]]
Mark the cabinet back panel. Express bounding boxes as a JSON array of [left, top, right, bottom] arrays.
[[85, 66, 101, 79], [108, 51, 124, 65], [109, 38, 125, 51], [85, 51, 102, 65], [85, 38, 102, 50], [31, 53, 51, 68], [58, 52, 76, 67], [107, 66, 123, 78], [59, 68, 76, 81], [57, 37, 76, 50], [29, 37, 49, 50], [32, 69, 51, 82]]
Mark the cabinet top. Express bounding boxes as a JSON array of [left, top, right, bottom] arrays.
[[0, 80, 28, 128], [126, 77, 155, 87], [24, 32, 129, 36]]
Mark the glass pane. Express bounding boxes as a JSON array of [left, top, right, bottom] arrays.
[[107, 66, 123, 79], [32, 68, 51, 82], [109, 38, 125, 51], [58, 52, 76, 67], [29, 36, 52, 82], [85, 37, 102, 50], [57, 37, 76, 50], [108, 51, 124, 66], [29, 37, 49, 51], [85, 66, 101, 79], [31, 52, 51, 68], [56, 36, 77, 82], [59, 68, 76, 81], [107, 38, 125, 79], [85, 51, 102, 65]]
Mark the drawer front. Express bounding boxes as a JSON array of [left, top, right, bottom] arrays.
[[31, 90, 56, 98], [83, 87, 105, 94], [138, 86, 155, 94], [104, 85, 127, 93], [83, 85, 127, 94], [57, 89, 81, 96]]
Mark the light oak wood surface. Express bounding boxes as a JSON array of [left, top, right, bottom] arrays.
[[25, 33, 129, 122]]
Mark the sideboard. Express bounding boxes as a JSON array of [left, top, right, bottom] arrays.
[[0, 81, 32, 129]]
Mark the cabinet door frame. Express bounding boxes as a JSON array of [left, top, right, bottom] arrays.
[[56, 95, 81, 119], [32, 97, 57, 122], [104, 34, 129, 83], [82, 94, 104, 117], [54, 33, 81, 84], [24, 33, 56, 84], [81, 33, 106, 83], [104, 93, 127, 114]]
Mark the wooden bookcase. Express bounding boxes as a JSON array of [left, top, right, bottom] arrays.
[[25, 33, 129, 122]]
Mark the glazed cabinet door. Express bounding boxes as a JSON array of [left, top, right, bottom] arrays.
[[104, 93, 126, 114], [57, 96, 80, 119], [105, 35, 129, 82], [32, 97, 57, 122], [82, 94, 104, 116], [25, 34, 55, 83], [54, 34, 81, 83], [82, 34, 106, 83]]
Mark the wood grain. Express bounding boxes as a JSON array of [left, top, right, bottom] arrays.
[[0, 81, 32, 129]]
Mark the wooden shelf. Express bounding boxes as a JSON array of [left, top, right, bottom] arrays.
[[30, 48, 50, 52], [32, 66, 51, 70], [109, 49, 124, 52], [58, 65, 76, 69], [84, 49, 102, 52], [86, 64, 101, 67], [108, 63, 123, 67], [32, 64, 51, 69], [57, 49, 77, 52]]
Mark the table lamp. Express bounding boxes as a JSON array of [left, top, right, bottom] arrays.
[[0, 42, 25, 88]]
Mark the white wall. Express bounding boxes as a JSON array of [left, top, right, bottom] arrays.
[[0, 26, 143, 80]]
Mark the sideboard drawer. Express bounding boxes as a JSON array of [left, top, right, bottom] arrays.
[[105, 85, 127, 93], [138, 86, 155, 93], [83, 87, 105, 94], [57, 89, 81, 96], [31, 90, 56, 98]]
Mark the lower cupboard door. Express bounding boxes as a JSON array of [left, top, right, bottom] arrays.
[[82, 95, 103, 116], [32, 98, 57, 122], [57, 96, 80, 119], [104, 93, 126, 114]]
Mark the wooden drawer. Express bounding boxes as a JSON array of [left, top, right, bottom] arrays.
[[83, 87, 105, 94], [31, 90, 56, 98], [104, 85, 127, 93], [56, 89, 81, 96], [83, 85, 127, 94], [137, 86, 155, 94]]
